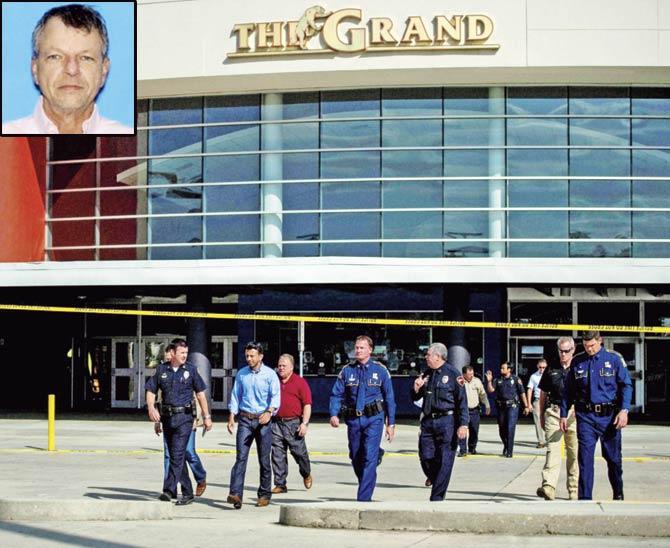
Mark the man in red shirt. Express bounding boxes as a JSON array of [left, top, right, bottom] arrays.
[[271, 354, 313, 493]]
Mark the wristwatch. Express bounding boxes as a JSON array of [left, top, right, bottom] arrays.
[[302, 421, 309, 426], [202, 414, 211, 419]]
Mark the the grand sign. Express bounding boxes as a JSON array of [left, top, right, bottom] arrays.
[[228, 6, 498, 58]]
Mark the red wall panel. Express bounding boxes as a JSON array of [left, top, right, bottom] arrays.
[[0, 138, 47, 262]]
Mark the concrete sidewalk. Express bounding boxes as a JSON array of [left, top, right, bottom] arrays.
[[0, 416, 668, 545]]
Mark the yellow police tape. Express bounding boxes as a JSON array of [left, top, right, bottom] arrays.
[[0, 303, 669, 334]]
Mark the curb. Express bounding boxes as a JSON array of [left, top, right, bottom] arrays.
[[279, 501, 670, 537], [0, 500, 174, 522]]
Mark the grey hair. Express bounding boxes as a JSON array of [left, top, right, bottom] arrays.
[[556, 336, 575, 348], [427, 342, 448, 362], [278, 353, 295, 367], [32, 4, 109, 60]]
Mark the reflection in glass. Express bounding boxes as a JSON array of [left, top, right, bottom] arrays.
[[570, 118, 629, 146], [321, 89, 380, 118], [508, 211, 568, 257], [444, 211, 489, 257], [633, 212, 670, 257], [571, 179, 629, 207], [507, 118, 566, 146], [382, 88, 441, 116], [321, 120, 379, 149], [508, 149, 567, 177], [631, 88, 670, 115], [445, 119, 499, 146], [633, 119, 670, 147], [150, 97, 202, 126], [322, 212, 380, 256], [509, 180, 567, 207], [570, 149, 629, 177], [507, 87, 567, 116], [570, 211, 631, 257]]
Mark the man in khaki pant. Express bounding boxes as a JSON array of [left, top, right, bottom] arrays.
[[536, 336, 578, 500]]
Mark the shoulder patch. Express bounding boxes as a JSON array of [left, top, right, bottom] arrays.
[[456, 375, 465, 386], [517, 378, 523, 385]]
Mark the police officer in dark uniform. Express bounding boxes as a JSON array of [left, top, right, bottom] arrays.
[[411, 342, 468, 501], [486, 362, 530, 457], [329, 335, 396, 502], [560, 331, 632, 500], [146, 339, 212, 505]]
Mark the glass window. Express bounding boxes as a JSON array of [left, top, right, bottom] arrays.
[[444, 118, 500, 147], [383, 150, 441, 178], [321, 120, 379, 149], [444, 212, 489, 257], [150, 97, 202, 126], [507, 149, 567, 177], [509, 180, 567, 207], [282, 153, 319, 257], [321, 212, 380, 256], [633, 180, 670, 208], [571, 179, 630, 207], [382, 180, 443, 258], [383, 120, 441, 148], [632, 150, 670, 177], [633, 212, 670, 257], [632, 119, 670, 147], [262, 123, 317, 151], [445, 150, 494, 177], [569, 87, 629, 115], [206, 125, 259, 153], [570, 211, 631, 257], [150, 217, 202, 260], [632, 88, 670, 115], [570, 149, 629, 177], [507, 87, 567, 116], [509, 211, 568, 257], [205, 95, 259, 123], [321, 89, 380, 118], [577, 302, 639, 334], [570, 118, 629, 146], [444, 87, 500, 115], [382, 88, 442, 116], [321, 151, 380, 180], [281, 92, 319, 119], [507, 118, 567, 146]]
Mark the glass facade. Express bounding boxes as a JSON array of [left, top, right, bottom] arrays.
[[46, 87, 670, 260]]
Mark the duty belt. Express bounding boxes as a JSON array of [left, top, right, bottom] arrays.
[[424, 410, 454, 419], [341, 400, 384, 419], [498, 399, 518, 408], [159, 404, 193, 417], [576, 401, 618, 415]]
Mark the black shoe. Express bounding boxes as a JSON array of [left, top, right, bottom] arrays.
[[158, 491, 171, 502], [377, 447, 385, 466], [470, 449, 477, 455], [506, 453, 513, 458], [457, 451, 467, 458], [501, 451, 508, 457], [175, 495, 194, 506], [613, 493, 624, 500]]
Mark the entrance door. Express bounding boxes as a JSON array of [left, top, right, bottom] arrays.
[[210, 336, 238, 410], [609, 339, 643, 413], [111, 339, 139, 408], [111, 336, 179, 408]]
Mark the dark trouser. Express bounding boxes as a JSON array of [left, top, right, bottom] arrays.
[[458, 408, 481, 454], [229, 415, 273, 500], [163, 429, 206, 484], [271, 418, 311, 487], [346, 414, 385, 502], [496, 404, 519, 456], [162, 415, 193, 497], [575, 410, 623, 500], [419, 414, 457, 501]]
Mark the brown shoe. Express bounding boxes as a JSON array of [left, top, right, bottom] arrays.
[[226, 494, 242, 509], [195, 480, 206, 497], [256, 497, 270, 507], [303, 475, 313, 489], [271, 485, 287, 494], [424, 478, 432, 487]]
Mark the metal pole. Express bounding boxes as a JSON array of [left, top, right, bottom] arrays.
[[298, 320, 305, 377], [47, 394, 56, 451]]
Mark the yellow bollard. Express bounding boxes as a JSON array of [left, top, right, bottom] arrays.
[[48, 394, 56, 451]]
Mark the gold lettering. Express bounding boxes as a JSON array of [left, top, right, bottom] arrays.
[[400, 16, 431, 44], [286, 21, 300, 48], [466, 15, 494, 42], [322, 9, 365, 52], [434, 15, 462, 44], [257, 22, 284, 49], [370, 17, 396, 45], [232, 23, 256, 51]]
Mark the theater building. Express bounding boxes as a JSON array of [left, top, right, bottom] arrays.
[[1, 0, 669, 416]]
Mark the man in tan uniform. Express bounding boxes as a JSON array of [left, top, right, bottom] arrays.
[[458, 365, 491, 456], [536, 336, 578, 500]]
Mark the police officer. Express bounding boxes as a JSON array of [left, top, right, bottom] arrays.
[[411, 343, 468, 501], [146, 339, 212, 505], [536, 336, 578, 501], [329, 335, 396, 502], [560, 331, 632, 500], [486, 362, 530, 458]]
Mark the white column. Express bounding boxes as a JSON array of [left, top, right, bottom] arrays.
[[261, 93, 283, 258], [488, 87, 505, 258]]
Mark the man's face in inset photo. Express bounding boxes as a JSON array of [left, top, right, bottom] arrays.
[[31, 16, 109, 116]]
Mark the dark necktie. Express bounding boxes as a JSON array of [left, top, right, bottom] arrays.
[[355, 364, 367, 414], [422, 371, 433, 415]]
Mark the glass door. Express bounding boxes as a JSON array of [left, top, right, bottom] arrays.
[[111, 339, 139, 408], [211, 336, 238, 410]]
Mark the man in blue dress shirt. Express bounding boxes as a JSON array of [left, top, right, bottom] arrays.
[[227, 341, 281, 509], [329, 335, 396, 501], [560, 331, 632, 500]]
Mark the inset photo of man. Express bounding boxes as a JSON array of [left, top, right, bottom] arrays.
[[1, 1, 136, 135]]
